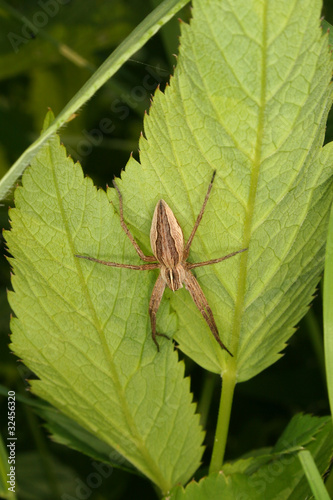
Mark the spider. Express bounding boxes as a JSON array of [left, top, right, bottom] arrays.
[[76, 171, 247, 355]]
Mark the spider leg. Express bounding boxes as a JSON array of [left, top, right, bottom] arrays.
[[113, 179, 156, 262], [187, 248, 247, 269], [183, 270, 233, 356], [149, 274, 170, 351], [184, 170, 216, 258], [75, 255, 159, 270]]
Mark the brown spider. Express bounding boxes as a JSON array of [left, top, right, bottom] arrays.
[[76, 171, 247, 355]]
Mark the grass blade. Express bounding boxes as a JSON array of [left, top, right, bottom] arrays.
[[298, 450, 330, 500], [0, 0, 189, 201]]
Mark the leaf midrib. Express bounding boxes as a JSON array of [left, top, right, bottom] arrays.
[[230, 2, 269, 360]]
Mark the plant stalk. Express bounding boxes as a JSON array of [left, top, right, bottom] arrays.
[[209, 367, 237, 473]]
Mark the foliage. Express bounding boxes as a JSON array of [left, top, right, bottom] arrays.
[[1, 0, 333, 498]]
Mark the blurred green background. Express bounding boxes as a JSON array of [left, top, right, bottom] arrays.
[[0, 1, 333, 498]]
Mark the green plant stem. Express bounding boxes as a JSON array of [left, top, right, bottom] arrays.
[[209, 366, 236, 473]]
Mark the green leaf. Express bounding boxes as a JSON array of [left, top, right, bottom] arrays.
[[222, 414, 330, 477], [272, 413, 328, 454], [5, 111, 204, 493], [322, 20, 333, 51], [112, 0, 333, 381], [38, 405, 137, 474], [168, 414, 333, 500]]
